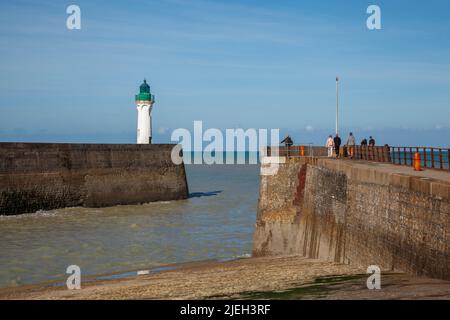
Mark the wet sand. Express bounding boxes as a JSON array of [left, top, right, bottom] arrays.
[[1, 255, 449, 300]]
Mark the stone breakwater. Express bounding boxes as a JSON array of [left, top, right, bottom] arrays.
[[0, 143, 188, 215], [253, 157, 450, 281]]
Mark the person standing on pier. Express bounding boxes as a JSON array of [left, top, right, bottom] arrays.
[[369, 136, 376, 147], [346, 132, 356, 159], [333, 134, 341, 158], [281, 135, 293, 147], [281, 135, 293, 157], [326, 135, 334, 157]]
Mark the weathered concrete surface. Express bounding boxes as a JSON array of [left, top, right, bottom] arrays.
[[253, 157, 450, 280], [0, 256, 449, 300], [0, 143, 188, 215]]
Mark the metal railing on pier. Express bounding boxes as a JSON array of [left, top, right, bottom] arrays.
[[388, 146, 450, 170], [267, 144, 318, 157], [354, 145, 450, 170], [353, 145, 391, 163], [266, 145, 450, 171]]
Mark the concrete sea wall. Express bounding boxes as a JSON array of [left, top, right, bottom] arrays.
[[253, 157, 450, 280], [0, 143, 188, 215]]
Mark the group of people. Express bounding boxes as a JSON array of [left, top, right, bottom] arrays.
[[279, 133, 377, 160], [325, 133, 376, 159]]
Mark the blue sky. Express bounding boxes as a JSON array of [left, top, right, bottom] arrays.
[[0, 0, 449, 146]]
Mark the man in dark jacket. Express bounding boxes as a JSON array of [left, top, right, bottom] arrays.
[[281, 135, 293, 147], [369, 136, 376, 147], [281, 135, 293, 157], [333, 134, 341, 158], [360, 138, 368, 159]]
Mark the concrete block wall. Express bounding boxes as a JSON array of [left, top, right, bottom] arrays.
[[253, 156, 450, 280], [0, 143, 189, 215]]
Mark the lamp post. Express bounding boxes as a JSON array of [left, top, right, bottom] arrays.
[[336, 76, 339, 135]]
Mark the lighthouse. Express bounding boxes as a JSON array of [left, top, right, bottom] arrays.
[[135, 79, 155, 144]]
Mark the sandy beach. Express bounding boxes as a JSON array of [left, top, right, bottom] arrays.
[[1, 255, 449, 300]]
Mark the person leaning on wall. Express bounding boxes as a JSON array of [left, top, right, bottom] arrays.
[[360, 138, 368, 159], [368, 136, 376, 159]]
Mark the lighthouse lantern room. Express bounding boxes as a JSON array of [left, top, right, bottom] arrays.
[[135, 79, 155, 144]]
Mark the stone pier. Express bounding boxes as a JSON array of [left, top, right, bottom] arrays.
[[0, 143, 189, 215], [253, 157, 450, 280]]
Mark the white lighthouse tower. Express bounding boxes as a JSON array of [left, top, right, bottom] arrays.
[[135, 79, 155, 144]]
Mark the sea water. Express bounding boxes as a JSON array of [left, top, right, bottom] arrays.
[[0, 164, 260, 288]]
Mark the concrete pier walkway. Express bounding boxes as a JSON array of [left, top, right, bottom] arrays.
[[336, 158, 450, 183], [315, 157, 450, 199]]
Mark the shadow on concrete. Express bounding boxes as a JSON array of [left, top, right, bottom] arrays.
[[189, 191, 223, 198]]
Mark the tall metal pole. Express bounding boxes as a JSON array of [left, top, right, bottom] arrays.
[[336, 76, 339, 135]]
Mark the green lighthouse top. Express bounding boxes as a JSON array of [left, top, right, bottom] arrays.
[[135, 79, 155, 102]]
